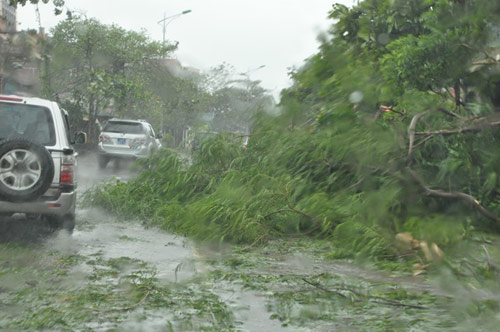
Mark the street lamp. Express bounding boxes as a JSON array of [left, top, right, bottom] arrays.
[[239, 65, 266, 77], [158, 9, 192, 46], [157, 9, 191, 134]]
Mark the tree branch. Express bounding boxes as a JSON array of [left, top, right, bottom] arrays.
[[240, 233, 268, 252], [412, 135, 434, 149], [301, 278, 427, 309], [409, 170, 500, 224], [374, 105, 405, 120], [301, 278, 348, 298], [415, 120, 500, 137], [407, 111, 431, 164], [86, 287, 152, 312], [436, 107, 463, 119]]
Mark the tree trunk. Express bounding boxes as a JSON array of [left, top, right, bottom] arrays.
[[88, 96, 98, 144]]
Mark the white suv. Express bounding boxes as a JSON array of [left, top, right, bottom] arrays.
[[97, 119, 161, 168], [0, 95, 77, 232]]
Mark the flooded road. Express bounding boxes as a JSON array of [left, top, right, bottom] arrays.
[[0, 153, 498, 331]]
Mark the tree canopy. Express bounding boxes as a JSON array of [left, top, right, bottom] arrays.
[[9, 0, 65, 15], [41, 16, 176, 140]]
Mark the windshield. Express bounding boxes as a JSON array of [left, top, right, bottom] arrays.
[[0, 102, 55, 145], [103, 121, 145, 134], [4, 1, 500, 331]]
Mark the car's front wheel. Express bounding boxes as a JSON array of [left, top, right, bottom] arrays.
[[97, 155, 109, 169]]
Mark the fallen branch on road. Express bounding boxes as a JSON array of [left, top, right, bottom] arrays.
[[301, 277, 428, 310], [240, 233, 268, 252], [86, 287, 152, 313]]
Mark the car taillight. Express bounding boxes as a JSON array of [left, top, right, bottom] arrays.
[[60, 163, 74, 184], [99, 135, 110, 142]]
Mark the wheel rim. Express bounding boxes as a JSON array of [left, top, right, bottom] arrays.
[[0, 149, 42, 191]]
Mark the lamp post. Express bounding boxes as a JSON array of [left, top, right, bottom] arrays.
[[240, 65, 266, 77], [238, 65, 266, 89], [157, 9, 191, 134], [158, 9, 192, 46]]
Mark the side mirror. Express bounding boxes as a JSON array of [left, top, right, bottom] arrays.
[[74, 131, 87, 144]]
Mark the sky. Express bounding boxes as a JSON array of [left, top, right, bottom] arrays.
[[17, 0, 356, 100]]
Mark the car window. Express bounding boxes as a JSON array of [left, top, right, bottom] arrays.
[[103, 121, 145, 134], [149, 125, 156, 137], [0, 102, 56, 146], [61, 108, 72, 144]]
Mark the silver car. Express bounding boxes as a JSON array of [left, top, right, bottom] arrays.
[[97, 119, 161, 168], [0, 95, 77, 232]]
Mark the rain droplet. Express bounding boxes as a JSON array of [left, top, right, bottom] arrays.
[[349, 91, 364, 103], [377, 33, 390, 45]]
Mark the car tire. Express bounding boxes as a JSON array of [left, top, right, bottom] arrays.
[[0, 138, 54, 202], [26, 213, 40, 220], [45, 214, 75, 233], [113, 158, 121, 170], [98, 155, 109, 169]]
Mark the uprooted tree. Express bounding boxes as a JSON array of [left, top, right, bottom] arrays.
[[87, 0, 500, 260]]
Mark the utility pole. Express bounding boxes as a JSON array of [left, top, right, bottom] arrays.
[[35, 4, 42, 30]]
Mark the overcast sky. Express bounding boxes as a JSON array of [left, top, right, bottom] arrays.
[[17, 0, 355, 100]]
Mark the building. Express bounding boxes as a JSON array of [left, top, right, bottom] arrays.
[[0, 30, 42, 94], [0, 0, 17, 32]]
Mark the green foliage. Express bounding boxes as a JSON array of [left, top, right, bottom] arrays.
[[332, 219, 393, 260], [87, 0, 500, 264], [42, 17, 175, 140], [9, 0, 65, 15], [41, 19, 274, 144], [402, 215, 469, 246], [382, 31, 470, 90], [0, 245, 235, 331]]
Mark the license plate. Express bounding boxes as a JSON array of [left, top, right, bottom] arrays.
[[117, 138, 126, 145]]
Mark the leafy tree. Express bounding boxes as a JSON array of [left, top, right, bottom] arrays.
[[42, 16, 174, 141], [201, 64, 276, 133], [147, 66, 213, 145], [9, 0, 65, 15]]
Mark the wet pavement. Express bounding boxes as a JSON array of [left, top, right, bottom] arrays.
[[76, 152, 138, 191], [1, 153, 495, 331], [0, 153, 294, 331]]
